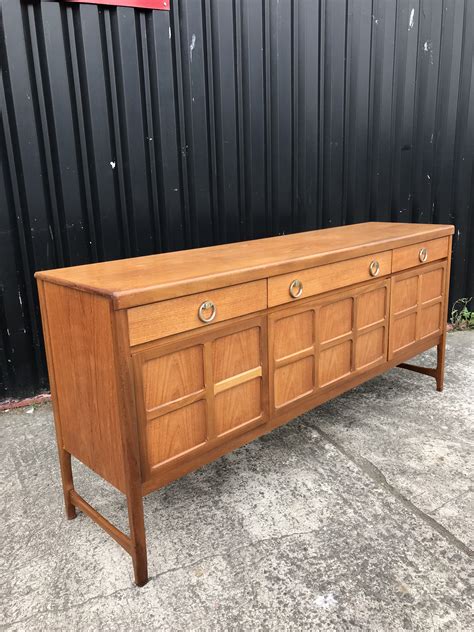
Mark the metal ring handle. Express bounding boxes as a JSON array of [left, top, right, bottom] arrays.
[[369, 260, 380, 277], [419, 247, 428, 263], [289, 279, 303, 299], [198, 300, 217, 323]]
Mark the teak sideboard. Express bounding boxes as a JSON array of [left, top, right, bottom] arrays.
[[36, 221, 454, 586]]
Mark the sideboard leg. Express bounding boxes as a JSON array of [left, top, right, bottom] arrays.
[[127, 491, 148, 586], [436, 340, 446, 392], [58, 448, 76, 520]]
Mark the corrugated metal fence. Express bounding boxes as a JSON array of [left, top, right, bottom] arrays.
[[1, 0, 473, 399]]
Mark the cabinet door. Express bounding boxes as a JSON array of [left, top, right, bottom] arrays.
[[389, 261, 446, 358], [133, 316, 267, 479], [269, 279, 389, 411]]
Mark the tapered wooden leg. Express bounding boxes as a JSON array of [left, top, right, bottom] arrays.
[[436, 339, 446, 392], [127, 490, 148, 586], [57, 448, 76, 520]]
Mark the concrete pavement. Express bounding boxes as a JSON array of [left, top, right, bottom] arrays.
[[1, 331, 472, 630]]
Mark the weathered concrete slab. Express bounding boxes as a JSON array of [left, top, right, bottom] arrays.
[[1, 332, 472, 630], [309, 331, 474, 548]]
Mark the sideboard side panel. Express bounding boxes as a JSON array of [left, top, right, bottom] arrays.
[[41, 282, 126, 492]]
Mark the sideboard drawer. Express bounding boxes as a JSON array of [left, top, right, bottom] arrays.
[[268, 251, 392, 307], [392, 237, 449, 273], [128, 280, 267, 346]]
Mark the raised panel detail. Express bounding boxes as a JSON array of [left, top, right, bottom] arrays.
[[393, 276, 418, 313], [419, 303, 442, 339], [392, 313, 417, 352], [389, 261, 446, 358], [357, 287, 386, 329], [319, 298, 353, 343], [355, 328, 385, 370], [146, 401, 207, 468], [269, 278, 389, 410], [214, 379, 262, 436], [421, 268, 444, 303], [319, 341, 352, 387], [143, 346, 204, 411], [213, 327, 260, 382], [135, 316, 268, 478], [273, 311, 314, 359], [274, 357, 314, 408]]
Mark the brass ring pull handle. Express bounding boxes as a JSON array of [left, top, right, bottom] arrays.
[[289, 279, 303, 299], [198, 300, 217, 323], [369, 260, 380, 277], [419, 247, 428, 263]]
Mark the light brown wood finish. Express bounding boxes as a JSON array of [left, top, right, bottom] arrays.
[[269, 278, 390, 410], [109, 307, 148, 586], [268, 250, 392, 307], [35, 222, 454, 587], [389, 260, 447, 358], [392, 236, 449, 273], [397, 235, 453, 391], [40, 283, 127, 492], [37, 280, 76, 520], [128, 280, 267, 345], [36, 222, 453, 308], [142, 330, 444, 496], [132, 315, 268, 482]]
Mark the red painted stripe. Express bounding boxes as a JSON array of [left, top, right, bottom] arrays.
[[0, 393, 51, 411], [63, 0, 170, 11]]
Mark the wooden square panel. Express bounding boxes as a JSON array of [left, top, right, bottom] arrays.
[[318, 340, 352, 387], [357, 287, 386, 329], [355, 327, 385, 370], [319, 298, 353, 343], [420, 267, 444, 304], [273, 310, 314, 360], [213, 327, 260, 382], [143, 345, 204, 411], [419, 303, 442, 339], [393, 276, 418, 313], [146, 400, 207, 467], [274, 356, 314, 408], [391, 313, 417, 352], [214, 379, 262, 436]]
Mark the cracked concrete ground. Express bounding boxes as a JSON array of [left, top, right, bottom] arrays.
[[1, 331, 473, 631]]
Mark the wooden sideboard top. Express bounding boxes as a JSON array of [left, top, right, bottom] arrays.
[[35, 222, 454, 309]]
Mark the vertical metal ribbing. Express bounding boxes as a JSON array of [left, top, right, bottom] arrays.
[[139, 12, 163, 253], [317, 0, 325, 229], [234, 0, 246, 240], [0, 0, 472, 398], [26, 4, 66, 267], [65, 6, 98, 262], [103, 11, 131, 258], [263, 0, 272, 235], [170, 0, 192, 249], [203, 0, 219, 244], [0, 66, 44, 390], [292, 0, 299, 233]]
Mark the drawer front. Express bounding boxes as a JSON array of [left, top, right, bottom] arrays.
[[392, 237, 448, 273], [268, 251, 392, 307], [128, 280, 267, 346]]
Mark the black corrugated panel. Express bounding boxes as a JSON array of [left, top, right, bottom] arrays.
[[1, 0, 473, 399]]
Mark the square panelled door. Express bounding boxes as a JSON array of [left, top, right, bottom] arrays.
[[269, 279, 389, 410], [133, 316, 267, 480]]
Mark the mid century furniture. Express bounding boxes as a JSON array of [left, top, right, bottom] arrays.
[[36, 221, 454, 586]]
